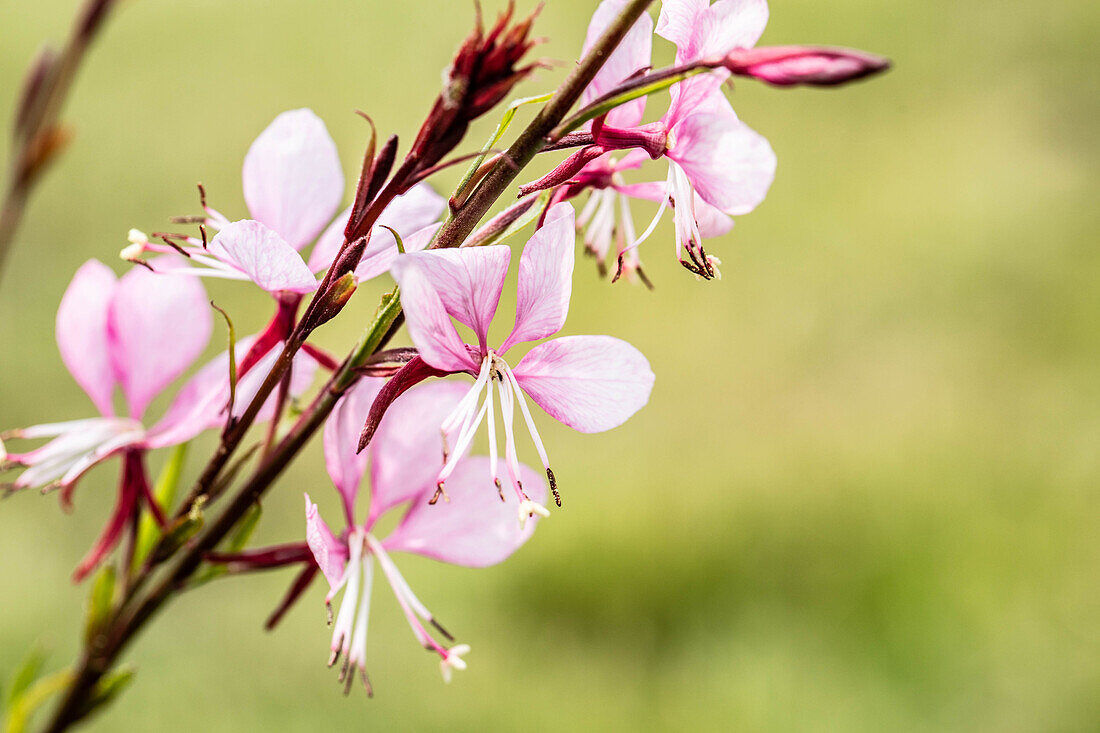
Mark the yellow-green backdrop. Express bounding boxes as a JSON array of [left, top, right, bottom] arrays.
[[1, 1, 1097, 730]]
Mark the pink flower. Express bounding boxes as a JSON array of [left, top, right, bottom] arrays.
[[552, 1, 774, 280], [306, 379, 543, 691], [389, 203, 655, 518], [1, 260, 212, 579], [122, 109, 445, 294]]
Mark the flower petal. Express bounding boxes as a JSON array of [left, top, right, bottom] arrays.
[[655, 0, 710, 52], [390, 258, 479, 373], [512, 335, 654, 433], [693, 0, 769, 59], [581, 0, 654, 128], [323, 377, 386, 522], [668, 112, 775, 214], [209, 220, 319, 294], [305, 494, 348, 589], [382, 456, 544, 567], [355, 223, 440, 283], [307, 183, 445, 274], [393, 247, 511, 348], [56, 260, 118, 416], [107, 265, 211, 419], [242, 109, 344, 250], [500, 203, 576, 354], [368, 380, 469, 525]]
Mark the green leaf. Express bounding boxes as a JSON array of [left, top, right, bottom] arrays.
[[70, 667, 135, 726], [148, 498, 204, 565], [558, 68, 707, 137], [3, 670, 71, 733], [4, 648, 45, 712], [132, 443, 188, 573], [83, 565, 116, 646]]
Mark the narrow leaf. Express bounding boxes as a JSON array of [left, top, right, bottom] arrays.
[[83, 565, 116, 646]]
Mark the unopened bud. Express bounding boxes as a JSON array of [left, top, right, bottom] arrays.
[[723, 45, 890, 87], [309, 272, 358, 330]]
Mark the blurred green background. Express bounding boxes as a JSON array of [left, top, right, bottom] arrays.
[[2, 1, 1098, 730]]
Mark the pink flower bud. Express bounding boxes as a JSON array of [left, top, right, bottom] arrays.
[[723, 45, 890, 87]]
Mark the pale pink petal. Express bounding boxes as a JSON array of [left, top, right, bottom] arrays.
[[209, 220, 318, 294], [56, 260, 118, 416], [307, 184, 444, 275], [306, 205, 351, 273], [390, 259, 478, 373], [624, 182, 733, 238], [354, 223, 440, 283], [692, 0, 769, 59], [512, 335, 654, 434], [323, 377, 386, 522], [500, 203, 576, 354], [655, 0, 710, 53], [668, 112, 775, 214], [382, 456, 544, 567], [581, 0, 654, 128], [375, 183, 446, 244], [305, 494, 348, 589], [242, 109, 344, 250], [145, 336, 316, 448], [368, 381, 469, 526], [107, 266, 211, 419], [394, 247, 511, 348]]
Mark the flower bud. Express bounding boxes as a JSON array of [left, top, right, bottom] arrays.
[[723, 45, 890, 87]]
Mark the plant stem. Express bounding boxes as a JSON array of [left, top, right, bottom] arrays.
[[0, 0, 117, 283], [43, 2, 655, 728]]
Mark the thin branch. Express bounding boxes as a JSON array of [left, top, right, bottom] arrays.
[[0, 0, 118, 283]]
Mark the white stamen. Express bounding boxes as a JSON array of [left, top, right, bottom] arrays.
[[499, 362, 550, 471], [347, 555, 374, 671], [495, 374, 525, 502], [622, 171, 671, 256], [330, 534, 362, 660]]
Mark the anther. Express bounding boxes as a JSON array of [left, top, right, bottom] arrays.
[[428, 482, 449, 505], [430, 618, 455, 642], [546, 467, 561, 507], [494, 477, 505, 502]]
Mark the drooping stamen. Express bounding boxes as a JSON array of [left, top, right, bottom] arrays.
[[440, 356, 492, 460], [367, 535, 450, 658], [499, 362, 559, 507], [328, 533, 363, 667], [345, 554, 374, 696], [484, 367, 502, 502]]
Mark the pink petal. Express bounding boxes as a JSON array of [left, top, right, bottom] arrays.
[[581, 0, 654, 128], [355, 223, 440, 283], [209, 220, 319, 294], [323, 377, 386, 523], [655, 0, 710, 53], [390, 258, 480, 373], [500, 203, 576, 354], [107, 266, 212, 419], [692, 0, 769, 59], [382, 456, 544, 567], [242, 109, 345, 250], [146, 336, 317, 448], [368, 380, 469, 525], [306, 183, 445, 275], [668, 112, 776, 214], [512, 335, 654, 434], [306, 205, 351, 273], [56, 260, 118, 416], [304, 494, 348, 589], [393, 247, 510, 348]]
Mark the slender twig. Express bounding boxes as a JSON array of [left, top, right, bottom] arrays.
[[42, 3, 655, 729], [0, 0, 117, 283]]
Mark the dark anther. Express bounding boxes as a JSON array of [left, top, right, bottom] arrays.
[[430, 618, 455, 642], [546, 467, 561, 507]]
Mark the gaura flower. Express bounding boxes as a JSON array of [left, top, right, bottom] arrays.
[[389, 203, 654, 521], [307, 379, 543, 692], [121, 109, 445, 390], [122, 108, 445, 293], [535, 0, 774, 280], [0, 260, 212, 580]]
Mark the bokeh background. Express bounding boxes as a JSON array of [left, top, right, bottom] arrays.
[[1, 1, 1097, 730]]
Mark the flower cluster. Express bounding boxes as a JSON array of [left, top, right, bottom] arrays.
[[1, 0, 887, 708]]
